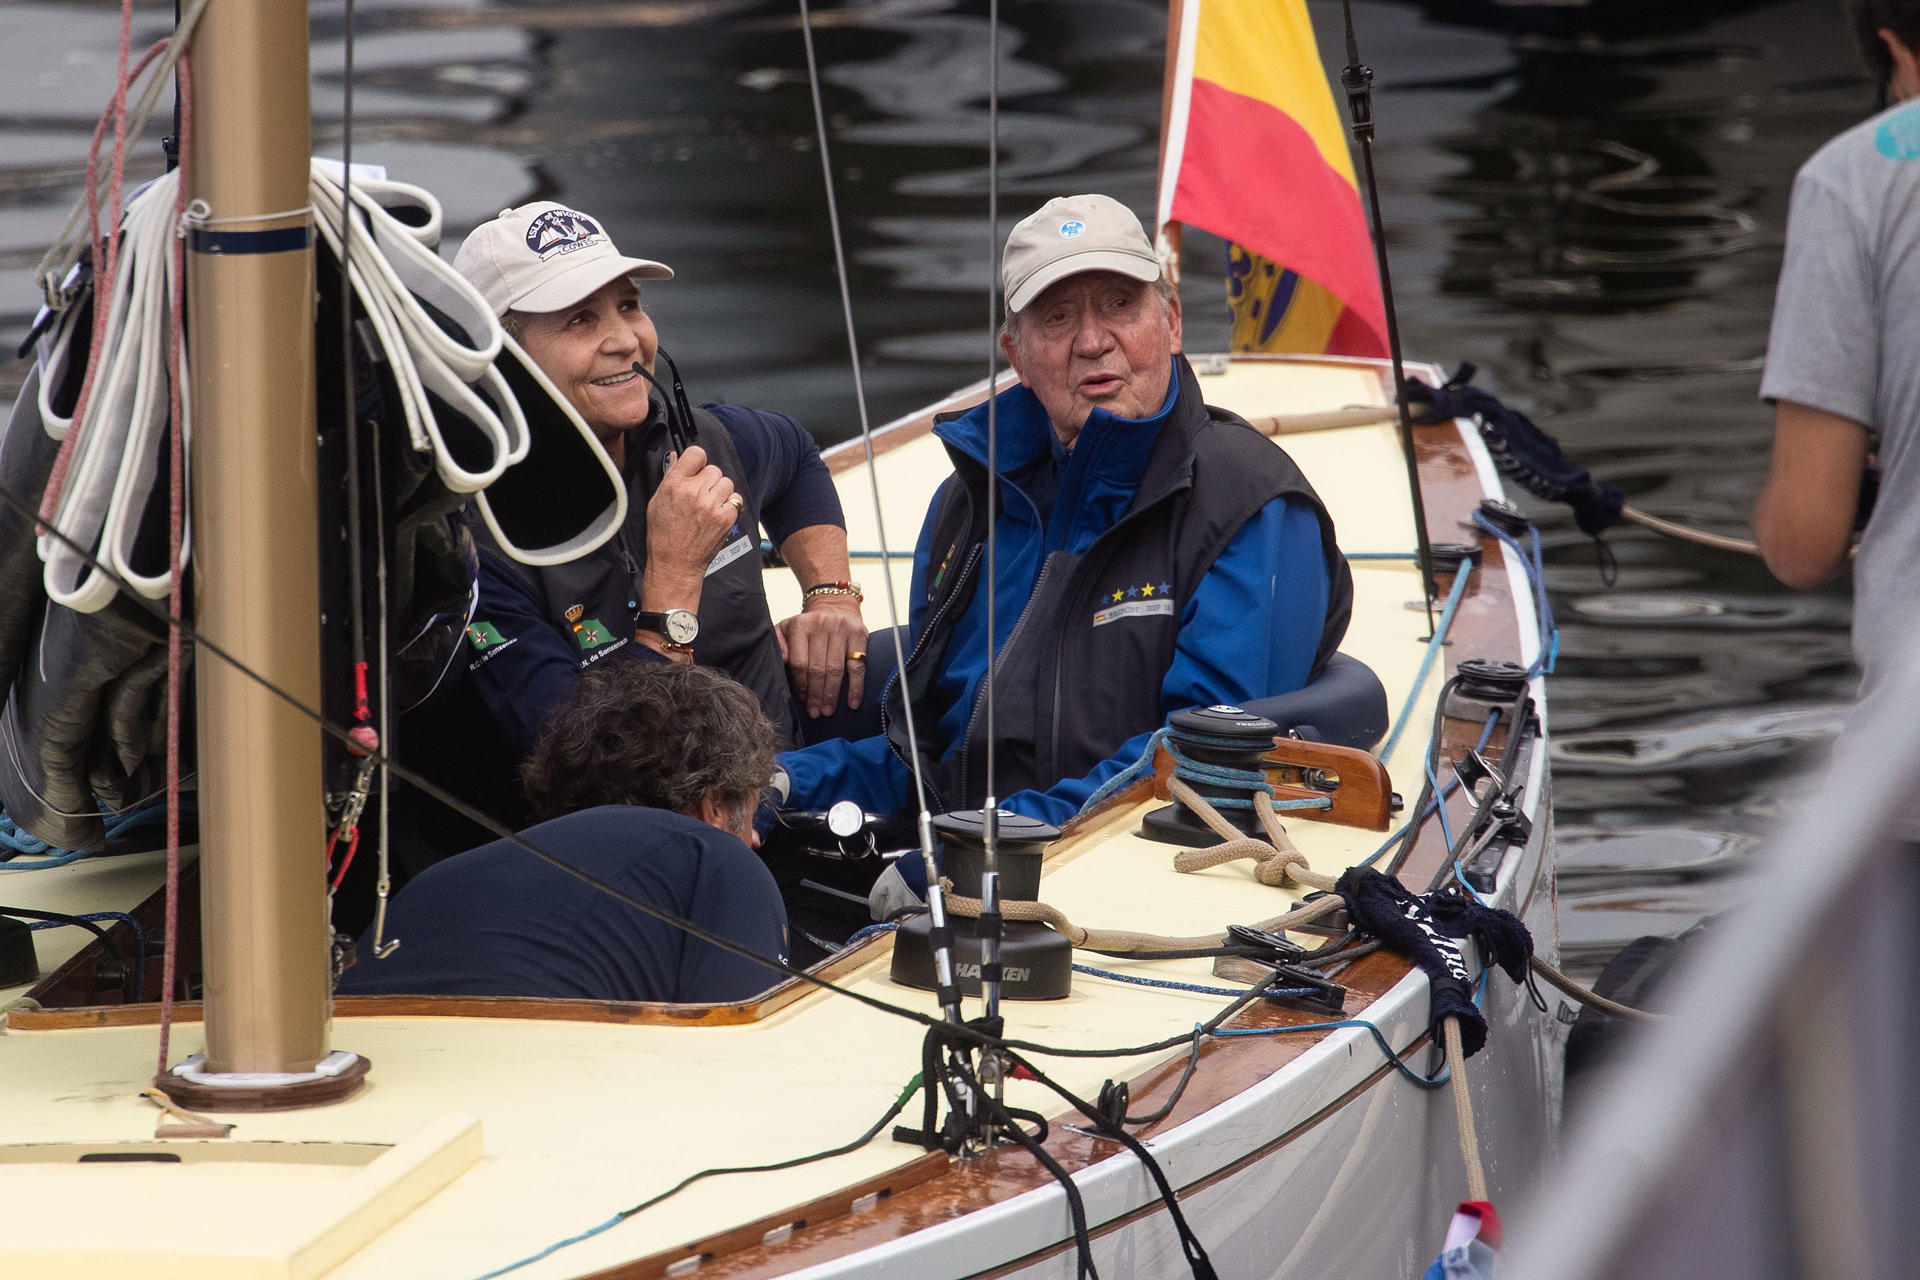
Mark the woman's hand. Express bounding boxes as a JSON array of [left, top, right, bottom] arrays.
[[641, 446, 740, 608], [777, 595, 869, 718]]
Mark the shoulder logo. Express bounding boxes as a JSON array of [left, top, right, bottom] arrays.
[[564, 603, 585, 623], [1877, 105, 1920, 161], [525, 208, 606, 259], [1059, 220, 1086, 239], [1091, 580, 1175, 628], [466, 620, 507, 651], [572, 617, 616, 650]]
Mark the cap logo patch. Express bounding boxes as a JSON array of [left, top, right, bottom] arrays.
[[1059, 220, 1086, 239], [525, 208, 605, 260]]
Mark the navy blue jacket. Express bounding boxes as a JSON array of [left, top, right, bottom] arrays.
[[337, 806, 789, 1004], [460, 402, 841, 757], [779, 361, 1336, 826]]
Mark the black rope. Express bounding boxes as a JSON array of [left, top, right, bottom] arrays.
[[1121, 1027, 1203, 1127], [0, 905, 135, 1002], [609, 1070, 928, 1227]]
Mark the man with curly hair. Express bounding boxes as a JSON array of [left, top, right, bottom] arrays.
[[339, 664, 788, 1004]]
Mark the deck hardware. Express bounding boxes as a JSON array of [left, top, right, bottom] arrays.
[[1141, 704, 1283, 847], [891, 811, 1071, 1001]]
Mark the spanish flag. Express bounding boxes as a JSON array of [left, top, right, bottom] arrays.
[[1157, 0, 1387, 358]]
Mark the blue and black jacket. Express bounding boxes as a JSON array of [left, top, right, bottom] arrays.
[[781, 354, 1351, 826]]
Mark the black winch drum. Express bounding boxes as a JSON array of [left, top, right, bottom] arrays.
[[889, 809, 1073, 1001]]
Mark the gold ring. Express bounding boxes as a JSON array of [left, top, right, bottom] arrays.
[[847, 650, 867, 662], [727, 494, 744, 510]]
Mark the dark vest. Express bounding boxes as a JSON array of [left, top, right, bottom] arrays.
[[484, 406, 799, 747], [884, 357, 1353, 811]]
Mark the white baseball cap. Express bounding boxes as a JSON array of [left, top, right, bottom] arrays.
[[1002, 194, 1161, 313], [454, 202, 674, 316]]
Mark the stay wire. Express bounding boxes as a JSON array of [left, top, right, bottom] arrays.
[[979, 0, 1006, 1109], [0, 468, 1228, 1064], [0, 476, 1440, 1082], [793, 0, 960, 1026], [792, 0, 929, 827]]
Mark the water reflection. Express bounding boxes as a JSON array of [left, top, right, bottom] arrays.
[[0, 0, 1871, 977]]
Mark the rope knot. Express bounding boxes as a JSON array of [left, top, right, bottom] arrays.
[[176, 198, 211, 239]]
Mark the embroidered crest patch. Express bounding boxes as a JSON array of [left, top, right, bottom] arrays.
[[525, 208, 606, 259]]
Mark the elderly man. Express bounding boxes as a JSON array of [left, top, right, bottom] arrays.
[[341, 663, 788, 1004], [776, 194, 1351, 827]]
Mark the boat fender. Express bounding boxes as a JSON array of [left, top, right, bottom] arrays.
[[1333, 867, 1533, 1057]]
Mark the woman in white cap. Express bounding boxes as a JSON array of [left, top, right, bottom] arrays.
[[432, 202, 869, 831]]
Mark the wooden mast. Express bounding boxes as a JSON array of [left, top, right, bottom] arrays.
[[161, 0, 366, 1104]]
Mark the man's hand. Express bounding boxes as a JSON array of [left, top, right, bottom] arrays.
[[1753, 400, 1870, 588], [641, 446, 740, 612], [777, 595, 869, 718]]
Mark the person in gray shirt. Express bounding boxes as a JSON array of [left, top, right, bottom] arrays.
[[1754, 0, 1920, 703]]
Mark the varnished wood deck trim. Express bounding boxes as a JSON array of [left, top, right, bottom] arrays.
[[5, 930, 892, 1031], [8, 359, 1539, 1280]]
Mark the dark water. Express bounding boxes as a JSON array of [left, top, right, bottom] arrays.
[[0, 0, 1869, 975]]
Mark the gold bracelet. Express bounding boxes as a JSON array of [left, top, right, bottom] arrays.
[[802, 580, 863, 605]]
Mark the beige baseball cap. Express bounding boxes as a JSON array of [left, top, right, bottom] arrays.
[[1002, 194, 1161, 313], [454, 202, 674, 317]]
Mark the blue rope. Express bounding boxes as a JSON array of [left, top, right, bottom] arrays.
[[1212, 1018, 1448, 1088], [26, 910, 147, 976], [1358, 710, 1501, 870], [0, 812, 51, 856], [0, 796, 175, 870], [1472, 509, 1558, 676], [1074, 726, 1172, 817], [1074, 726, 1337, 821], [844, 920, 901, 946], [1072, 964, 1316, 1000], [1375, 561, 1475, 765], [473, 1213, 628, 1280]]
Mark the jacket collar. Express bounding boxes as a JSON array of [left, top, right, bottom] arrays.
[[935, 356, 1185, 488]]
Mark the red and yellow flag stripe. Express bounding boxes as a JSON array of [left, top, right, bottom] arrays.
[[1158, 0, 1387, 357]]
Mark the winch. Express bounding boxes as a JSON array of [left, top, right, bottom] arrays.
[[889, 809, 1074, 1001]]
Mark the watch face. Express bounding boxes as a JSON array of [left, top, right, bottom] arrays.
[[665, 610, 699, 645]]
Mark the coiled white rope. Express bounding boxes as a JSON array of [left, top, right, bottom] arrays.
[[21, 160, 634, 616]]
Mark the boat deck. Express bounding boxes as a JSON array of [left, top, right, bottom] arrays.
[[0, 355, 1555, 1280]]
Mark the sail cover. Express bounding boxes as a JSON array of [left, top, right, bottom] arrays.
[[1156, 0, 1387, 357]]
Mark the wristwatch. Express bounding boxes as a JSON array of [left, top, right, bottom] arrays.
[[633, 608, 699, 647]]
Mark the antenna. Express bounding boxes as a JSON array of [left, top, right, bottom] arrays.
[[1339, 0, 1438, 631]]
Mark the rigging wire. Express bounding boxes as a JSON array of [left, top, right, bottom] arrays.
[[0, 462, 1278, 1066], [978, 0, 1007, 1133], [1336, 0, 1437, 632], [156, 46, 192, 1076], [792, 0, 964, 1029], [0, 464, 1453, 1272]]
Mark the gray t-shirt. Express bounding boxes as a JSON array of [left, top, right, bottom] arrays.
[[1761, 99, 1920, 700]]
